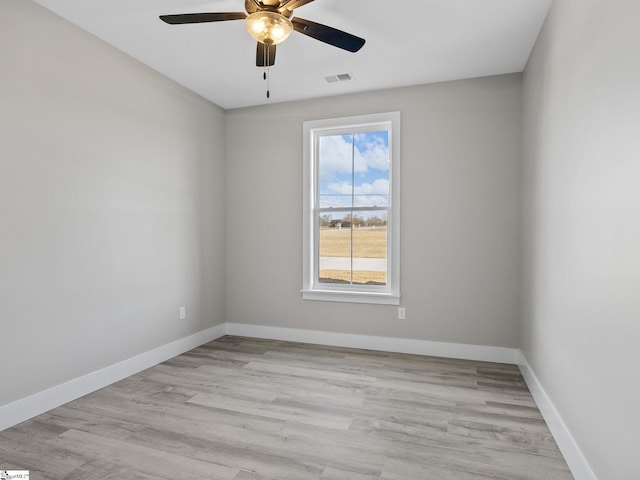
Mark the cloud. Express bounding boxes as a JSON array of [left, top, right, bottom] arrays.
[[319, 134, 389, 182], [326, 179, 388, 195], [354, 179, 389, 195], [355, 134, 390, 171], [322, 179, 389, 207], [319, 135, 355, 179], [325, 182, 349, 195]]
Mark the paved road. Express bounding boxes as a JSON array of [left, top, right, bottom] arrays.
[[319, 257, 387, 272]]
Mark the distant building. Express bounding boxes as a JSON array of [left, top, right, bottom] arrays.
[[329, 220, 351, 228]]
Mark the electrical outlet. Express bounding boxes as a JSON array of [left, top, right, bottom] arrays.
[[179, 306, 186, 320], [398, 307, 406, 320]]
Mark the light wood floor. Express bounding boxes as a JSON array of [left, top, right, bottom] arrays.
[[0, 336, 573, 479]]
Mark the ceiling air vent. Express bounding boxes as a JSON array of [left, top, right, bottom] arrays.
[[324, 73, 352, 83]]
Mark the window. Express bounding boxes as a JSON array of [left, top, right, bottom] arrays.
[[302, 112, 400, 305]]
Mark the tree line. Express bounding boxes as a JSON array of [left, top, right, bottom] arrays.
[[320, 214, 387, 228]]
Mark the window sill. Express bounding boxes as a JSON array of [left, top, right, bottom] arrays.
[[301, 289, 400, 305]]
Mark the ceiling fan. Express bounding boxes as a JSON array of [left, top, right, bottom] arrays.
[[159, 0, 366, 68]]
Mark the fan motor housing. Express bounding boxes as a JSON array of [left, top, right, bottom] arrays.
[[245, 0, 293, 17]]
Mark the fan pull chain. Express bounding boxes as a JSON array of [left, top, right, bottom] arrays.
[[262, 43, 270, 99], [263, 66, 270, 99], [262, 66, 270, 99]]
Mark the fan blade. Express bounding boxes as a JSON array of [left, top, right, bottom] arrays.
[[280, 0, 315, 11], [291, 17, 365, 52], [160, 12, 246, 25], [256, 42, 277, 67]]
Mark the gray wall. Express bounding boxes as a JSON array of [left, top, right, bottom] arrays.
[[0, 1, 226, 406], [225, 75, 522, 347], [521, 0, 640, 478]]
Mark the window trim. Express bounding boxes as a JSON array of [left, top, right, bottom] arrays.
[[302, 112, 401, 305]]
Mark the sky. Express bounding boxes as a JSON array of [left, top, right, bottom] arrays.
[[318, 130, 390, 211]]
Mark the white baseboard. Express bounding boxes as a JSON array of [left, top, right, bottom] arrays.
[[225, 323, 520, 364], [518, 353, 597, 480], [0, 323, 226, 432]]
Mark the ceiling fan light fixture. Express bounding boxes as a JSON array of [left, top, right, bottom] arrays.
[[245, 11, 293, 46]]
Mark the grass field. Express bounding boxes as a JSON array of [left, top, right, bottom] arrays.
[[319, 226, 387, 258], [320, 269, 387, 285], [319, 227, 387, 285]]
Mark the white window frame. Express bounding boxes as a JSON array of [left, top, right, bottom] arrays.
[[302, 112, 400, 305]]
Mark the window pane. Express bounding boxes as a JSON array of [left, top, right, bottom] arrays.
[[318, 211, 388, 286], [318, 131, 390, 209], [352, 211, 387, 286], [353, 131, 390, 208], [318, 212, 351, 284], [319, 134, 353, 208]]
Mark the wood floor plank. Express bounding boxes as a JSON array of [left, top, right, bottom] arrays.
[[49, 428, 239, 479], [0, 336, 573, 479]]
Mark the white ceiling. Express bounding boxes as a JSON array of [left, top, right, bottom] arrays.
[[33, 0, 552, 109]]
